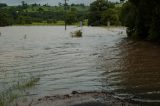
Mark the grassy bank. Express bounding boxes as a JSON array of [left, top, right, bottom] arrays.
[[13, 20, 88, 26]]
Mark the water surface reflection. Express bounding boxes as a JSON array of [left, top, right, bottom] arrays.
[[101, 39, 160, 103]]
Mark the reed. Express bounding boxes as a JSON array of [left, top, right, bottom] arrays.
[[0, 77, 40, 106]]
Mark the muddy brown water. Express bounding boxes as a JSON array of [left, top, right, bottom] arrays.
[[0, 26, 160, 104]]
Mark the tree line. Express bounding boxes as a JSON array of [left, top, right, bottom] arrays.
[[1, 0, 160, 41], [0, 0, 123, 27], [0, 0, 122, 26], [0, 2, 88, 26]]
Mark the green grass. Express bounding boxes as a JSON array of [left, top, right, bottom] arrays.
[[82, 19, 88, 26], [32, 21, 65, 26], [0, 77, 40, 106], [14, 21, 65, 26], [14, 20, 88, 26]]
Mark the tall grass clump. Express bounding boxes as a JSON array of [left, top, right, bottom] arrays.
[[71, 30, 82, 37], [0, 77, 40, 106]]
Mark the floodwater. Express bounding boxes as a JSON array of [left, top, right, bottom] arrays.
[[0, 26, 160, 104]]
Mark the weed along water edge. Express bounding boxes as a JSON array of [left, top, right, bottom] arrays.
[[0, 26, 160, 105], [0, 76, 40, 106]]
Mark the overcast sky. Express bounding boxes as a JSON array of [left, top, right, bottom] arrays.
[[0, 0, 120, 6]]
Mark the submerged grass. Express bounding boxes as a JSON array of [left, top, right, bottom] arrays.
[[71, 30, 83, 38], [0, 77, 40, 106]]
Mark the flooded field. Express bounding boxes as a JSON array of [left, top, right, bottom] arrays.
[[0, 26, 160, 105]]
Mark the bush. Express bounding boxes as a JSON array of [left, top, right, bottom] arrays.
[[71, 30, 82, 37], [88, 0, 119, 26], [121, 0, 160, 41], [0, 9, 13, 26]]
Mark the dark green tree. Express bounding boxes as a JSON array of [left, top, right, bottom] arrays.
[[66, 8, 78, 24], [101, 8, 120, 25], [0, 9, 13, 26], [0, 3, 7, 8], [121, 0, 160, 41], [88, 0, 118, 26], [88, 0, 108, 26], [21, 1, 28, 9]]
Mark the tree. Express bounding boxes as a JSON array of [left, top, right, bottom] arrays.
[[38, 7, 44, 12], [120, 0, 125, 3], [120, 1, 136, 37], [21, 1, 25, 6], [88, 0, 108, 26], [0, 3, 7, 8], [88, 0, 118, 26], [121, 0, 160, 41], [101, 8, 120, 25], [66, 8, 78, 24], [58, 2, 62, 6], [21, 1, 28, 9], [0, 9, 13, 26], [0, 2, 89, 26]]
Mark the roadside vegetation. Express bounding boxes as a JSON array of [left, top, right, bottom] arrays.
[[88, 0, 121, 26], [88, 0, 160, 41], [120, 0, 160, 41], [0, 76, 40, 106]]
